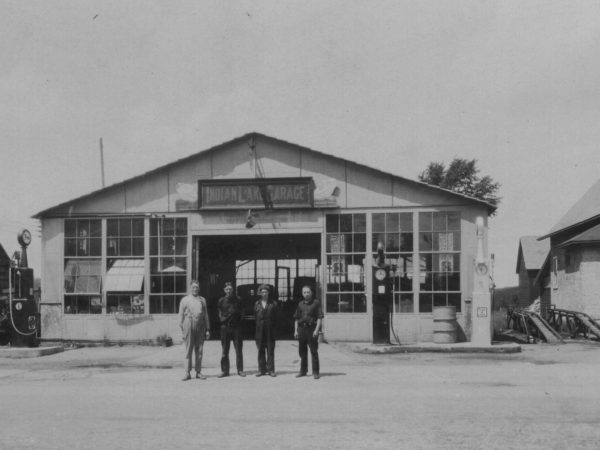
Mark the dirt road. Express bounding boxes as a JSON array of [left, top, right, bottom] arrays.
[[1, 340, 599, 449]]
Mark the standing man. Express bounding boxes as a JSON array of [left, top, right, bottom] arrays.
[[254, 284, 278, 377], [217, 282, 245, 377], [178, 280, 210, 381], [294, 285, 324, 379]]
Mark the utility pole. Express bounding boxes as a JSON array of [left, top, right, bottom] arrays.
[[99, 137, 106, 187]]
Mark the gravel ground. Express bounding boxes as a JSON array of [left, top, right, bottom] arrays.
[[1, 340, 600, 449]]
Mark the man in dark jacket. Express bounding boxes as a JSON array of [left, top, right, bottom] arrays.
[[254, 284, 278, 377], [217, 282, 245, 377], [294, 285, 323, 379]]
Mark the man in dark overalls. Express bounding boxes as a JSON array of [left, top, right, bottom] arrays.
[[294, 285, 323, 379], [254, 284, 278, 377], [217, 282, 245, 377]]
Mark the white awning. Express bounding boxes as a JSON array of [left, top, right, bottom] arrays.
[[105, 259, 145, 292]]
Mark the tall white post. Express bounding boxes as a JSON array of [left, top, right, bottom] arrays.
[[471, 216, 492, 345]]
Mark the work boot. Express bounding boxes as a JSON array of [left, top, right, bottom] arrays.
[[182, 372, 191, 381], [196, 373, 207, 380]]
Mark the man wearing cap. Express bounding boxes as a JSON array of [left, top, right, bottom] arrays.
[[254, 284, 279, 377], [217, 282, 245, 377], [178, 280, 210, 381], [294, 285, 324, 379]]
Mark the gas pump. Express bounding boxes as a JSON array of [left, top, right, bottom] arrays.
[[372, 242, 393, 344], [7, 229, 38, 347]]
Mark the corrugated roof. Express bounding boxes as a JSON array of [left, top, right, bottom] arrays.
[[516, 236, 549, 273], [33, 131, 497, 218], [559, 223, 600, 247], [539, 179, 600, 240]]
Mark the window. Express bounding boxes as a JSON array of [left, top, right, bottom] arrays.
[[325, 214, 367, 313], [64, 219, 102, 314], [149, 217, 188, 313], [373, 212, 414, 313], [107, 218, 144, 257], [418, 212, 461, 313]]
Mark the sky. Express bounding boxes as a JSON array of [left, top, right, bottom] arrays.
[[1, 0, 600, 288]]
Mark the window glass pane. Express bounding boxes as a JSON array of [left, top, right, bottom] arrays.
[[175, 218, 187, 236], [78, 221, 90, 238], [448, 272, 460, 291], [163, 219, 175, 236], [399, 213, 413, 232], [120, 219, 132, 237], [149, 296, 161, 314], [132, 219, 144, 236], [353, 214, 366, 232], [151, 276, 162, 293], [400, 233, 413, 252], [339, 215, 352, 233], [65, 220, 76, 237], [326, 294, 339, 313], [448, 293, 461, 312], [372, 213, 385, 232], [162, 296, 176, 314], [353, 233, 366, 252], [395, 293, 414, 313], [419, 232, 432, 251], [354, 294, 367, 312], [132, 238, 144, 256], [107, 220, 119, 237], [175, 237, 187, 255], [433, 213, 446, 231], [447, 212, 460, 231], [386, 233, 399, 252], [386, 213, 399, 232], [433, 293, 447, 307], [65, 238, 77, 257], [372, 234, 385, 252], [419, 212, 432, 231], [89, 238, 101, 256], [419, 294, 433, 313], [119, 238, 131, 256], [326, 215, 338, 233]]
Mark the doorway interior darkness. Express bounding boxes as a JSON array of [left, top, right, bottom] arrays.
[[194, 233, 321, 339]]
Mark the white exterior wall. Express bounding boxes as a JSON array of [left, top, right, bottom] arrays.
[[38, 134, 491, 343]]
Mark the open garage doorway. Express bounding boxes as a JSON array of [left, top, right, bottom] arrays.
[[193, 234, 321, 339]]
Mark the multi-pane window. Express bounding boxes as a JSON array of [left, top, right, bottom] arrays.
[[372, 212, 414, 313], [325, 214, 367, 313], [149, 217, 188, 314], [106, 218, 145, 314], [107, 218, 144, 257], [64, 219, 102, 314], [418, 212, 461, 313]]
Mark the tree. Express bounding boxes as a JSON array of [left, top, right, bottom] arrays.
[[418, 158, 501, 213]]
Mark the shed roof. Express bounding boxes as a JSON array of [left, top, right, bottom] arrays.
[[559, 222, 600, 247], [516, 236, 550, 273], [539, 179, 600, 240], [33, 132, 497, 219]]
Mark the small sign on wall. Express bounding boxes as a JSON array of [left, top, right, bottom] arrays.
[[477, 307, 488, 318]]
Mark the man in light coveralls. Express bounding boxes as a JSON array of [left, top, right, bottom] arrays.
[[179, 280, 210, 381]]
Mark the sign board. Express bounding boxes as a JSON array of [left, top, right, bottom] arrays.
[[198, 178, 315, 210]]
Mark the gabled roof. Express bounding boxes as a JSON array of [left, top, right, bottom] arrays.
[[559, 222, 600, 247], [33, 132, 497, 218], [539, 179, 600, 240], [0, 243, 10, 264], [516, 236, 550, 273]]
